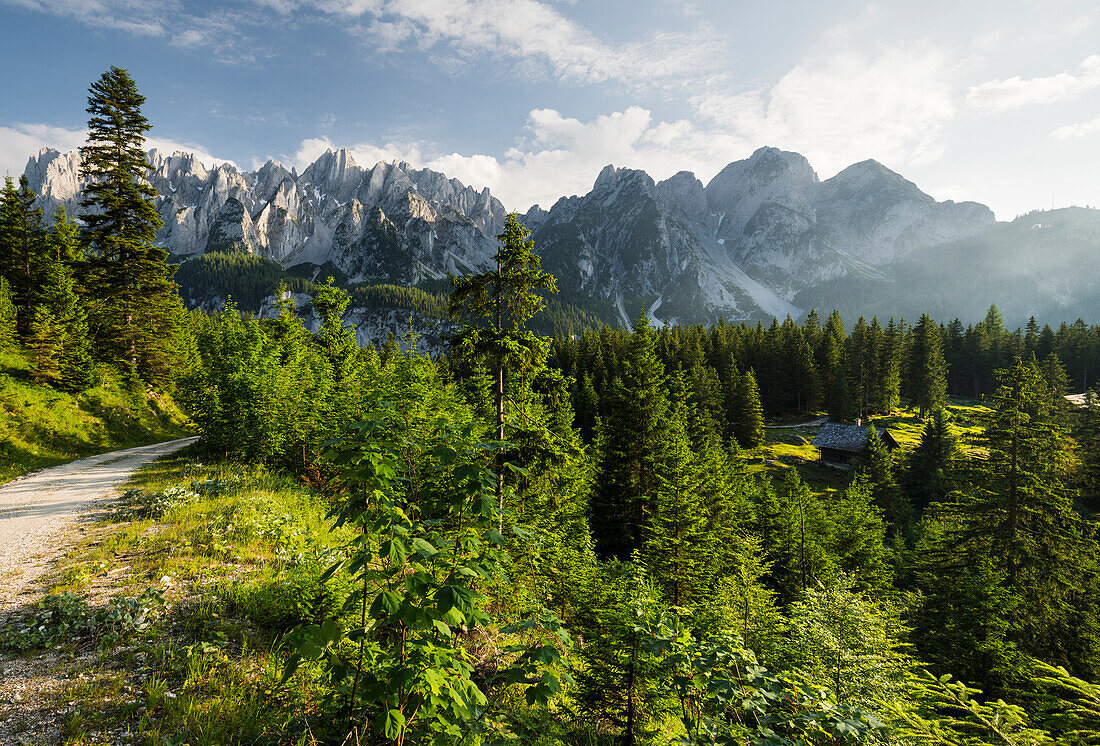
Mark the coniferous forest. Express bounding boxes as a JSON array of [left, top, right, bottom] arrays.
[[5, 67, 1100, 745]]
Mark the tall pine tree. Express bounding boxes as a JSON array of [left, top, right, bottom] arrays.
[[80, 66, 180, 382]]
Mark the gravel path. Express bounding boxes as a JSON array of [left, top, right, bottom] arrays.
[[0, 437, 197, 613]]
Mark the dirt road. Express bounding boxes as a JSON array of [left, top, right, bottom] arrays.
[[0, 437, 197, 612]]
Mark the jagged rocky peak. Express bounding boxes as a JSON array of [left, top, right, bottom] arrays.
[[204, 197, 258, 254], [818, 159, 928, 202], [706, 146, 819, 239], [23, 148, 83, 216], [657, 171, 708, 223], [591, 164, 657, 194], [300, 148, 363, 204], [521, 205, 549, 231]]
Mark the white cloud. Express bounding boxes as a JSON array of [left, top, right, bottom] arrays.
[[691, 45, 956, 176], [274, 46, 961, 211], [328, 0, 725, 88], [1051, 115, 1100, 140], [4, 0, 167, 35], [967, 54, 1100, 113]]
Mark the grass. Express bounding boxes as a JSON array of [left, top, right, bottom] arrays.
[[1, 457, 352, 745], [754, 395, 995, 495], [0, 346, 192, 484]]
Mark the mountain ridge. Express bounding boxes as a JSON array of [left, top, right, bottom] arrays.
[[30, 143, 1095, 332]]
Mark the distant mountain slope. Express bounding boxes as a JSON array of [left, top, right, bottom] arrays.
[[794, 207, 1100, 326], [27, 143, 1099, 333]]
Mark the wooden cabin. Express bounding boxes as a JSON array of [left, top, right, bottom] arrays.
[[812, 422, 900, 466]]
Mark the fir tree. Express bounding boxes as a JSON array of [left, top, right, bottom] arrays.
[[731, 368, 765, 449], [0, 175, 46, 336], [449, 212, 557, 527], [593, 315, 670, 559], [907, 312, 948, 417], [903, 407, 958, 512], [80, 66, 180, 382]]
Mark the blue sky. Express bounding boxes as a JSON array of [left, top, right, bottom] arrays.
[[2, 0, 1099, 219]]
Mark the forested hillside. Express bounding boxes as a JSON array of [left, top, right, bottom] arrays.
[[4, 66, 1100, 745]]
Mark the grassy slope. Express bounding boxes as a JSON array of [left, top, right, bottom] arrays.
[[0, 347, 192, 484], [756, 396, 993, 494], [2, 458, 340, 744]]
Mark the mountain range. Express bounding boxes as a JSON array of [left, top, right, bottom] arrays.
[[21, 144, 1100, 334]]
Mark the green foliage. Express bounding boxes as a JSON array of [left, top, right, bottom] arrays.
[[782, 580, 911, 709], [0, 175, 47, 338], [175, 251, 316, 312], [890, 669, 1052, 745], [80, 66, 185, 383], [907, 313, 949, 417], [0, 588, 163, 652], [641, 613, 886, 744], [180, 287, 376, 468], [0, 276, 15, 349], [731, 369, 765, 449], [904, 407, 959, 512], [284, 402, 570, 743], [572, 561, 665, 745]]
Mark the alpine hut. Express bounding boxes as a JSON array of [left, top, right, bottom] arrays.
[[812, 422, 900, 467]]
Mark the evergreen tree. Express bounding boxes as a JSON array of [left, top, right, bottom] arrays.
[[755, 470, 833, 605], [829, 473, 894, 592], [46, 205, 84, 267], [1074, 390, 1100, 513], [731, 368, 765, 449], [573, 562, 663, 745], [80, 66, 180, 382], [927, 358, 1099, 678], [862, 424, 910, 528], [449, 212, 557, 526], [36, 253, 94, 391], [593, 315, 670, 559], [907, 312, 948, 417], [27, 306, 62, 384], [0, 175, 46, 336], [643, 405, 709, 607], [903, 407, 958, 512], [0, 277, 15, 351], [818, 310, 847, 414]]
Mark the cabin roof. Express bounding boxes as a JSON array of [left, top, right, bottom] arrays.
[[812, 423, 898, 453]]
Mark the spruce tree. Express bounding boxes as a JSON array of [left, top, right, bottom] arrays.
[[36, 253, 94, 391], [731, 368, 765, 449], [928, 358, 1099, 677], [79, 66, 178, 381], [644, 405, 709, 607], [903, 407, 958, 512], [449, 212, 557, 527], [0, 277, 15, 350], [593, 315, 670, 559], [862, 424, 910, 528], [907, 313, 948, 417], [0, 175, 47, 336], [46, 205, 84, 267], [27, 306, 62, 385]]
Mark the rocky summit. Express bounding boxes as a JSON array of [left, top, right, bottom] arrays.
[[24, 145, 997, 326]]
